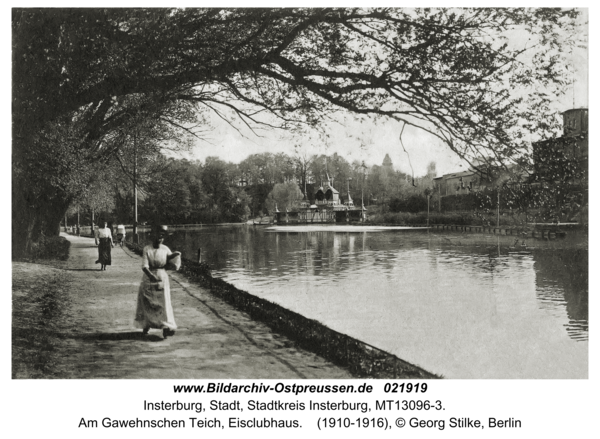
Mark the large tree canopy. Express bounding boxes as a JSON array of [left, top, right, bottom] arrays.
[[12, 7, 582, 253]]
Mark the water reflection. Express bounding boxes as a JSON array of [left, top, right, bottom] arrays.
[[136, 226, 588, 378]]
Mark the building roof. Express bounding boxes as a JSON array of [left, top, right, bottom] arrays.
[[443, 170, 476, 179], [323, 175, 339, 194]]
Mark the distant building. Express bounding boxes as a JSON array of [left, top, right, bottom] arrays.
[[563, 108, 588, 137], [433, 108, 587, 213], [382, 154, 394, 172], [314, 177, 345, 211], [532, 108, 588, 184], [275, 175, 366, 223], [433, 158, 494, 197]]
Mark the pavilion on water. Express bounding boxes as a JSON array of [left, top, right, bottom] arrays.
[[275, 175, 367, 224]]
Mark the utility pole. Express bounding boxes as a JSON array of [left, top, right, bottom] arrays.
[[361, 169, 365, 207], [427, 195, 430, 226], [424, 187, 432, 227], [133, 133, 138, 243], [497, 187, 500, 228]]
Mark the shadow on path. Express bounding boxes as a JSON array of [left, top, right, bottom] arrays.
[[72, 331, 165, 342], [62, 268, 102, 272]]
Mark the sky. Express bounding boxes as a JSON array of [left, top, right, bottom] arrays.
[[183, 7, 589, 178], [186, 111, 468, 177]]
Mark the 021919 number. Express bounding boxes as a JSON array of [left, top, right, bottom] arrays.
[[384, 383, 428, 393]]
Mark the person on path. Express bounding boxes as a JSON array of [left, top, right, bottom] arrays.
[[116, 224, 126, 247], [95, 220, 114, 271], [134, 225, 181, 338]]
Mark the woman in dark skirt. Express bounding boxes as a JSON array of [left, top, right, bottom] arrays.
[[95, 221, 114, 271]]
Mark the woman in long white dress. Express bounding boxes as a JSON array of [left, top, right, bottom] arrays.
[[134, 225, 181, 338]]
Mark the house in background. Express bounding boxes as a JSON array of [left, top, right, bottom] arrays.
[[532, 108, 588, 184], [435, 109, 588, 196], [433, 108, 588, 214], [433, 157, 495, 197]]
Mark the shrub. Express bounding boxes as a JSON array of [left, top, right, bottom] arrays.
[[389, 195, 428, 213], [23, 236, 71, 261]]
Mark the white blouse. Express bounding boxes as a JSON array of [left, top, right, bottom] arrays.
[[96, 228, 112, 239], [142, 244, 172, 270]]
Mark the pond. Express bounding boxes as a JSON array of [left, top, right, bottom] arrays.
[[134, 225, 588, 379]]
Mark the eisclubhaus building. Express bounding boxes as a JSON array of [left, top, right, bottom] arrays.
[[274, 175, 367, 224]]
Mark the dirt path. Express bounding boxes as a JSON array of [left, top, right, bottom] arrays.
[[15, 234, 351, 379]]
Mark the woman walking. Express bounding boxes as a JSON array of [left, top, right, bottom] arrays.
[[134, 225, 181, 338], [116, 224, 126, 247], [95, 220, 114, 271]]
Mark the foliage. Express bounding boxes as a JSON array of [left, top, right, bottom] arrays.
[[15, 8, 581, 151], [265, 182, 304, 213], [470, 135, 588, 224], [62, 151, 445, 226], [57, 136, 587, 228], [441, 193, 483, 212], [12, 268, 72, 378], [13, 8, 583, 252], [18, 236, 72, 262], [389, 195, 428, 213]]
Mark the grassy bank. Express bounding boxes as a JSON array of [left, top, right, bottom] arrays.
[[12, 236, 73, 378], [14, 235, 71, 262], [12, 263, 73, 378]]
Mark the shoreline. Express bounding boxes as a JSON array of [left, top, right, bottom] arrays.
[[125, 240, 440, 379]]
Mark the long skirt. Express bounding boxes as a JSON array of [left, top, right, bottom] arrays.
[[98, 237, 112, 265], [134, 268, 177, 330]]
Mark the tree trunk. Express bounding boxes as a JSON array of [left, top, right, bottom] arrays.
[[43, 201, 70, 237], [13, 203, 41, 258], [13, 183, 72, 256]]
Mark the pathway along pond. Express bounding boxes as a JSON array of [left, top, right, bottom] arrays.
[[134, 225, 588, 379]]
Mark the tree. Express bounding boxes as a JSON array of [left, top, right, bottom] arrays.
[[276, 153, 297, 183], [13, 8, 583, 253], [265, 182, 304, 213], [225, 187, 253, 222], [327, 153, 352, 189], [426, 162, 437, 179], [496, 136, 588, 224], [141, 157, 194, 224], [292, 148, 314, 190], [12, 88, 199, 252], [12, 113, 101, 253], [201, 157, 233, 209]]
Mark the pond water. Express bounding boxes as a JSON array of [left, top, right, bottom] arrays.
[[134, 225, 588, 379]]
